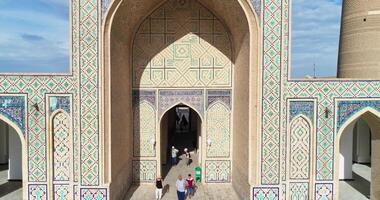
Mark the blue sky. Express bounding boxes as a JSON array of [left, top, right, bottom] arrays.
[[291, 0, 343, 78], [0, 0, 69, 73], [0, 0, 342, 75]]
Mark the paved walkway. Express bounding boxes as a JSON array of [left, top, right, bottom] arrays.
[[0, 164, 22, 200], [124, 152, 240, 200], [339, 163, 371, 200]]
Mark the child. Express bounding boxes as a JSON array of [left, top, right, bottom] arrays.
[[186, 174, 195, 198]]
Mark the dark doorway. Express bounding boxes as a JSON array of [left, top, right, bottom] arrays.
[[160, 105, 201, 179]]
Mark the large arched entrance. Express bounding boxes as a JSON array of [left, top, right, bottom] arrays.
[[336, 109, 380, 200], [0, 117, 25, 199], [103, 0, 259, 199]]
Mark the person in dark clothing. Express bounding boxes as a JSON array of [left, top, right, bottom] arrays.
[[155, 177, 163, 200]]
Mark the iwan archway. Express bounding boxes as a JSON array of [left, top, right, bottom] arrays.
[[103, 0, 260, 199], [0, 115, 26, 199], [335, 107, 380, 200]]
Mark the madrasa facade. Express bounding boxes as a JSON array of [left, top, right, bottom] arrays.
[[0, 0, 380, 199]]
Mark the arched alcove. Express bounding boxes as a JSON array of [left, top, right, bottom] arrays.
[[159, 104, 202, 179], [0, 115, 26, 199], [336, 108, 380, 200], [102, 0, 259, 199]]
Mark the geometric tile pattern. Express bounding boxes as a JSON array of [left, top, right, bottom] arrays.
[[253, 187, 279, 200], [289, 116, 311, 180], [205, 160, 231, 183], [79, 0, 100, 186], [132, 160, 157, 183], [206, 90, 231, 110], [289, 101, 314, 122], [336, 99, 380, 131], [133, 101, 156, 157], [0, 95, 26, 133], [80, 188, 107, 200], [289, 182, 309, 200], [52, 111, 71, 182], [158, 90, 204, 117], [53, 184, 70, 200], [287, 82, 380, 181], [49, 96, 71, 114], [206, 102, 231, 158], [132, 90, 156, 108], [261, 0, 283, 185], [132, 0, 232, 88], [29, 184, 47, 200], [315, 183, 333, 200]]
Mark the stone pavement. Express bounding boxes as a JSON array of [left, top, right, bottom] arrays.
[[339, 163, 371, 200], [0, 165, 22, 200], [124, 152, 240, 200]]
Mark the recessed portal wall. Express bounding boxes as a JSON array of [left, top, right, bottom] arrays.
[[104, 0, 259, 199]]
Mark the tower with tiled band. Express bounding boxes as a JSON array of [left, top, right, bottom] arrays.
[[338, 0, 380, 78]]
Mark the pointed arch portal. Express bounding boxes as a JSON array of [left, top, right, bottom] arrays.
[[103, 0, 259, 199], [0, 115, 26, 199], [336, 108, 380, 200]]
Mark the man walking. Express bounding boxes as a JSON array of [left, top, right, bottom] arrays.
[[176, 175, 186, 200], [171, 146, 179, 166]]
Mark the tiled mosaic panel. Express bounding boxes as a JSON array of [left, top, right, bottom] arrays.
[[53, 184, 70, 200], [0, 75, 76, 183], [261, 0, 282, 185], [29, 184, 47, 200], [205, 160, 231, 183], [80, 188, 107, 200], [206, 102, 231, 158], [132, 0, 232, 88], [206, 90, 231, 109], [53, 111, 71, 182], [315, 183, 333, 200], [289, 116, 311, 180], [337, 100, 380, 131], [289, 101, 314, 122], [287, 81, 380, 180], [289, 183, 308, 200], [132, 160, 157, 183], [0, 95, 26, 132], [79, 0, 100, 186], [158, 90, 204, 117], [253, 187, 279, 200], [133, 101, 156, 157], [49, 96, 71, 114], [132, 90, 156, 108]]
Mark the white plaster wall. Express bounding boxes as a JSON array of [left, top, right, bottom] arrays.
[[8, 127, 21, 180], [0, 121, 8, 164], [339, 123, 355, 179], [355, 119, 371, 163]]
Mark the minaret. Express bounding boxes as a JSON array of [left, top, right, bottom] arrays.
[[337, 0, 380, 78]]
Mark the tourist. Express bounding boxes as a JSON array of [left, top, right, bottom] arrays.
[[176, 175, 186, 200], [186, 174, 195, 198], [171, 146, 179, 166], [155, 176, 163, 200], [184, 148, 191, 166]]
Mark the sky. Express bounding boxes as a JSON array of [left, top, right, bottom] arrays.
[[0, 0, 342, 75], [291, 0, 343, 78], [0, 0, 69, 73]]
